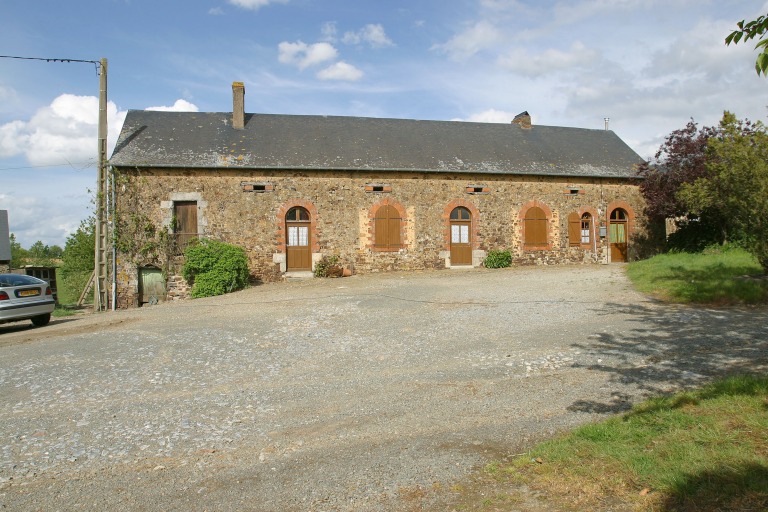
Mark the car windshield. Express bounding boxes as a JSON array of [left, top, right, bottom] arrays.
[[0, 274, 45, 287]]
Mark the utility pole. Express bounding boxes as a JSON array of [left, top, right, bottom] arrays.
[[0, 55, 111, 311], [93, 58, 109, 311]]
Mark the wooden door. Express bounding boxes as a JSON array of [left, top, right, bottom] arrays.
[[286, 207, 311, 271], [139, 267, 166, 305], [610, 209, 628, 262], [450, 207, 472, 266], [174, 201, 198, 252]]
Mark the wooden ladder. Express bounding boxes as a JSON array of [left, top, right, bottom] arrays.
[[77, 271, 95, 307]]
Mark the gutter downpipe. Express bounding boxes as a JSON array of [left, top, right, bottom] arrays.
[[111, 165, 117, 311]]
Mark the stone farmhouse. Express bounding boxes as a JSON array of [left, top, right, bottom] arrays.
[[109, 82, 646, 307]]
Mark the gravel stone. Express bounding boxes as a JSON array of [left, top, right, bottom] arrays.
[[0, 265, 766, 511]]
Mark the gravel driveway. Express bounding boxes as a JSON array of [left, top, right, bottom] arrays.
[[1, 265, 766, 511]]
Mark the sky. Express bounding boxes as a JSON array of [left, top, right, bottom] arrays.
[[1, 0, 766, 248]]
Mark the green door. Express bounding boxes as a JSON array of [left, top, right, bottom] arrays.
[[139, 267, 166, 305]]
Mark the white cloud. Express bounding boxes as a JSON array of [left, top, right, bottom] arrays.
[[0, 193, 85, 248], [498, 41, 600, 77], [454, 109, 520, 124], [0, 121, 28, 159], [316, 61, 364, 81], [431, 21, 503, 61], [342, 24, 395, 48], [321, 21, 337, 42], [0, 94, 116, 166], [552, 0, 658, 25], [146, 99, 200, 112], [479, 0, 526, 10], [0, 94, 200, 167], [0, 84, 18, 110], [278, 41, 339, 70], [227, 0, 288, 11]]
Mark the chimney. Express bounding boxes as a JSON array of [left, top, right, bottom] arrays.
[[232, 81, 245, 130], [512, 111, 532, 129]]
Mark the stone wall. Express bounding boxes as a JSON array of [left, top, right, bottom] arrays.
[[113, 168, 645, 307]]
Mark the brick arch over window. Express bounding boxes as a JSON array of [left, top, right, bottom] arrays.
[[568, 206, 599, 247], [275, 199, 320, 253], [442, 199, 481, 251], [368, 198, 407, 251], [519, 200, 553, 250]]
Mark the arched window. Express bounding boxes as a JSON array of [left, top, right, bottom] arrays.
[[286, 207, 310, 222], [581, 213, 592, 244], [524, 206, 547, 248], [374, 204, 402, 250], [450, 206, 471, 221]]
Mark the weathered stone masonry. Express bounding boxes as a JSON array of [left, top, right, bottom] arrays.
[[114, 168, 644, 307]]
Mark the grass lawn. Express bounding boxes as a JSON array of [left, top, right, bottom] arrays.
[[626, 246, 767, 304], [449, 376, 768, 511]]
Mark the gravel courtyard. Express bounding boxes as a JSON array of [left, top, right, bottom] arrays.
[[1, 265, 766, 511]]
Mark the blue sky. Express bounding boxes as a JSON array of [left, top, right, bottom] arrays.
[[1, 0, 766, 248]]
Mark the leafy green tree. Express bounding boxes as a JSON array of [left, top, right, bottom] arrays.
[[56, 217, 95, 305], [678, 112, 768, 271], [9, 233, 29, 268], [726, 14, 768, 75], [638, 120, 735, 250], [61, 217, 95, 273]]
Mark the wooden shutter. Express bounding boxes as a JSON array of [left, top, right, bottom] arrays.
[[568, 212, 580, 247], [374, 205, 401, 249], [174, 201, 198, 250], [524, 207, 547, 247]]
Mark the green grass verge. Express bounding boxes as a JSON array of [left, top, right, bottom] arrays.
[[452, 375, 768, 511], [56, 269, 92, 306], [52, 305, 80, 317], [626, 246, 767, 304]]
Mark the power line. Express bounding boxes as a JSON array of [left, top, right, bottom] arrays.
[[0, 55, 101, 73], [0, 161, 96, 172]]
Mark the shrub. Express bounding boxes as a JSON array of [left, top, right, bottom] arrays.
[[181, 239, 250, 298], [313, 255, 343, 278], [484, 250, 512, 269]]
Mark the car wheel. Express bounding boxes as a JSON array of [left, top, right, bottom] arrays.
[[31, 313, 51, 327]]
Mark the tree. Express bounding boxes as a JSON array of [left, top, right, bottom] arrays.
[[726, 14, 768, 75], [61, 217, 95, 273], [678, 112, 768, 271], [638, 120, 718, 222], [56, 217, 95, 305], [638, 120, 734, 249], [9, 233, 29, 268]]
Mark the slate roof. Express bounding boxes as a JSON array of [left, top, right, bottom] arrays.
[[110, 110, 645, 179]]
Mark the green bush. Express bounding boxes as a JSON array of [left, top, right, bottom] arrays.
[[313, 255, 342, 278], [484, 250, 512, 269], [181, 239, 250, 298]]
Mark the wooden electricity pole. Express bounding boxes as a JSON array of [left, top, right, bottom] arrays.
[[93, 58, 109, 311]]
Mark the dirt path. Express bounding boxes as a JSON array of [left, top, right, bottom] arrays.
[[1, 266, 766, 511]]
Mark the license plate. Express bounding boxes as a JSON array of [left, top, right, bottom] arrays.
[[18, 289, 40, 297]]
